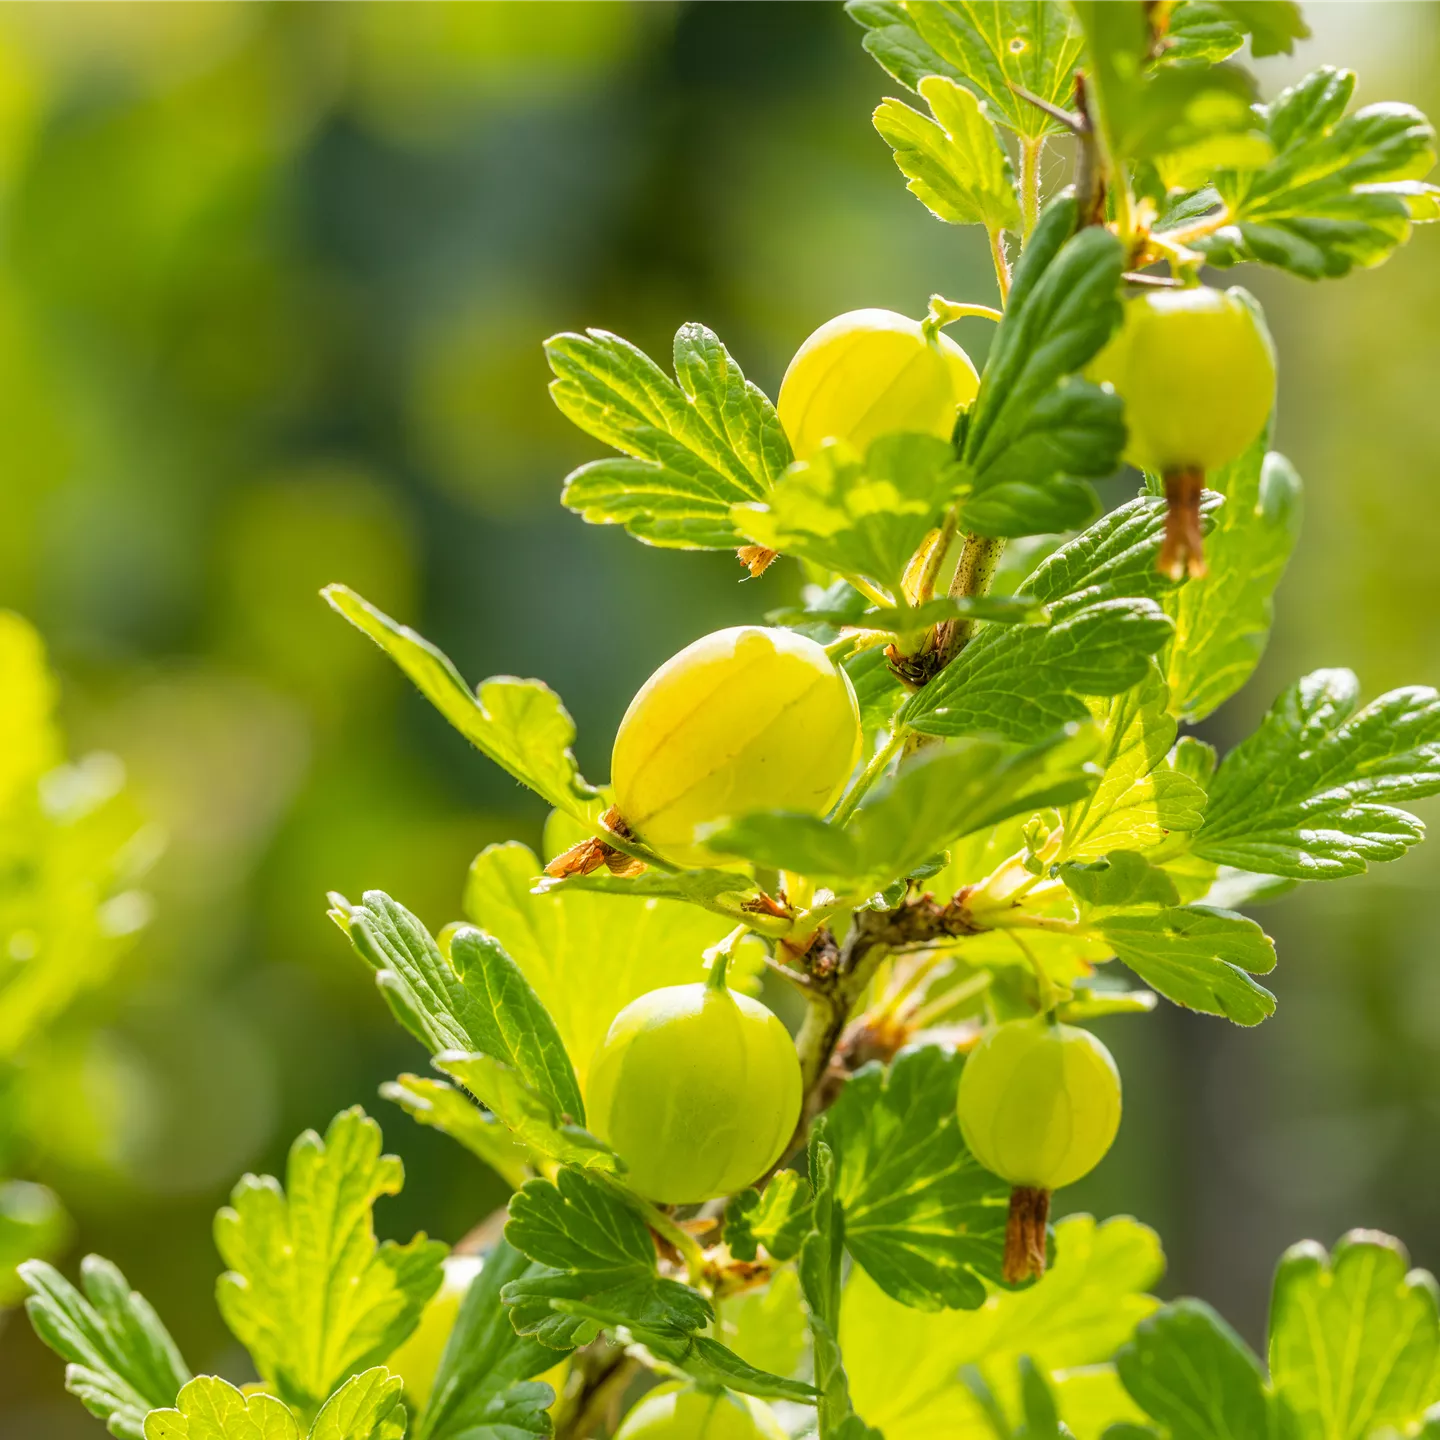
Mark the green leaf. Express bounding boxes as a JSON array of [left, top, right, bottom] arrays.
[[1164, 441, 1302, 724], [1269, 1231, 1440, 1440], [1115, 1299, 1278, 1440], [1061, 851, 1181, 913], [1, 1180, 69, 1306], [464, 839, 761, 1092], [1060, 666, 1207, 862], [641, 1332, 819, 1406], [1074, 1, 1264, 180], [726, 1171, 814, 1264], [849, 1, 1083, 141], [548, 322, 785, 550], [842, 1214, 1161, 1439], [308, 1370, 406, 1440], [1100, 906, 1276, 1025], [447, 924, 585, 1124], [21, 1256, 190, 1440], [1182, 67, 1439, 280], [845, 645, 908, 743], [960, 199, 1125, 539], [1161, 2, 1248, 65], [214, 1107, 446, 1418], [827, 1046, 1011, 1311], [379, 1076, 535, 1191], [335, 891, 580, 1131], [905, 493, 1212, 743], [502, 1166, 711, 1345], [323, 585, 603, 824], [718, 1268, 808, 1386], [1193, 669, 1440, 880], [1206, 1, 1309, 57], [874, 77, 1020, 231], [709, 729, 1099, 893], [418, 1239, 560, 1440], [733, 433, 962, 600], [434, 1051, 618, 1172], [143, 1377, 300, 1440]]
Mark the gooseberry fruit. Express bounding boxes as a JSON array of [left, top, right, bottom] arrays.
[[586, 955, 802, 1205], [615, 1382, 789, 1440], [777, 307, 979, 463], [957, 1016, 1121, 1281], [385, 1253, 483, 1409], [1089, 285, 1275, 579], [611, 625, 862, 869]]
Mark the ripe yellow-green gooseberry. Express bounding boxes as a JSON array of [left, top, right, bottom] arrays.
[[586, 950, 802, 1205], [611, 625, 862, 869], [957, 1016, 1121, 1282], [615, 1382, 789, 1440], [385, 1254, 484, 1410], [1088, 285, 1275, 580], [777, 307, 979, 463]]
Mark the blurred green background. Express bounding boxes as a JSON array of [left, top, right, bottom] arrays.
[[1, 3, 1437, 1431]]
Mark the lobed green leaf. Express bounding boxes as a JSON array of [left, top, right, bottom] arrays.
[[213, 1107, 446, 1418], [323, 585, 603, 825], [548, 322, 785, 549], [21, 1255, 190, 1440]]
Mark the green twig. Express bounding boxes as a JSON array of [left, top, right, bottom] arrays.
[[830, 728, 908, 828]]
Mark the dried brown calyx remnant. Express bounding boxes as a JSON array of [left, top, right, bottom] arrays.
[[1003, 1185, 1051, 1283], [543, 805, 647, 880], [737, 545, 779, 578], [1159, 465, 1208, 579]]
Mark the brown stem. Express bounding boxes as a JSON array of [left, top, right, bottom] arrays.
[[788, 894, 985, 1151], [1159, 466, 1208, 580], [1003, 1186, 1051, 1283]]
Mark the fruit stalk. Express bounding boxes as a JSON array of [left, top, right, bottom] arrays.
[[1160, 465, 1208, 579], [1003, 1185, 1051, 1283]]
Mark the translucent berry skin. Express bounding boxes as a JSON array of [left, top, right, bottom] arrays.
[[611, 626, 862, 869], [586, 982, 802, 1205], [956, 1016, 1121, 1191], [777, 308, 979, 462], [615, 1382, 789, 1440], [385, 1254, 483, 1409], [1088, 286, 1276, 475]]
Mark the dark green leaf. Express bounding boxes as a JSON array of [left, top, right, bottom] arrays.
[[1164, 440, 1301, 724], [1269, 1231, 1440, 1440], [641, 1333, 819, 1405], [769, 592, 1048, 634], [827, 1047, 1012, 1311], [380, 1076, 535, 1191], [21, 1256, 190, 1440], [846, 0, 964, 92], [418, 1239, 562, 1440], [709, 729, 1099, 893], [960, 199, 1126, 539], [447, 925, 585, 1125], [874, 77, 1020, 231], [502, 1167, 711, 1344], [905, 493, 1217, 742], [1194, 669, 1440, 879], [1162, 2, 1247, 65], [435, 1053, 618, 1173], [324, 586, 602, 824], [214, 1107, 446, 1417], [1100, 906, 1276, 1025], [1208, 1, 1309, 57], [1180, 67, 1439, 279], [845, 645, 908, 742], [733, 433, 961, 599], [1115, 1299, 1277, 1440], [548, 323, 786, 549], [725, 1171, 813, 1264]]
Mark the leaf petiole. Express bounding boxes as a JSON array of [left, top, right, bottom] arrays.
[[830, 728, 908, 829]]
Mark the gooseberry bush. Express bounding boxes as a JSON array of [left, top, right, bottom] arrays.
[[19, 3, 1440, 1438]]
